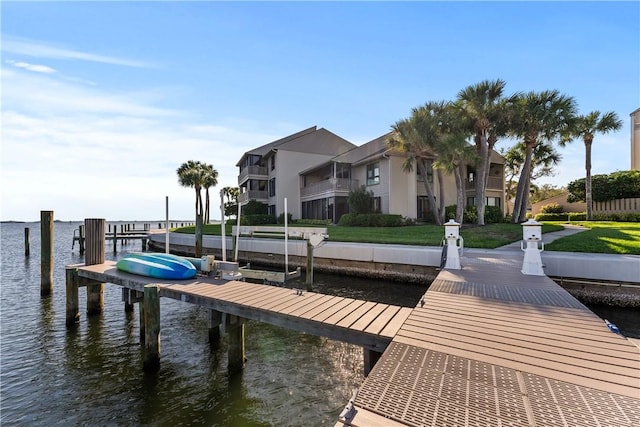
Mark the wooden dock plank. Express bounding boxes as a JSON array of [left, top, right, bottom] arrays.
[[336, 301, 377, 328], [323, 300, 368, 325], [378, 307, 413, 338], [296, 296, 344, 319], [278, 293, 327, 316], [349, 303, 388, 332], [363, 305, 401, 335], [311, 298, 359, 323]]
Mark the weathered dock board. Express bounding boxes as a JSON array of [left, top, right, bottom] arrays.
[[340, 254, 640, 427], [73, 261, 412, 352]]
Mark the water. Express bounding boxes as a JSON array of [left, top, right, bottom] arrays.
[[2, 222, 638, 426], [0, 222, 426, 426]]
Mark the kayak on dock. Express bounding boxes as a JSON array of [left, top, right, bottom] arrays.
[[116, 252, 197, 280]]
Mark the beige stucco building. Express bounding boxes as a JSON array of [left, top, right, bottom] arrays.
[[237, 126, 506, 223], [631, 108, 640, 170]]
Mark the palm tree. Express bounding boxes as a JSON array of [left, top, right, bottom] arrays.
[[201, 163, 219, 224], [177, 160, 214, 257], [432, 133, 476, 222], [387, 112, 442, 225], [456, 79, 513, 225], [562, 111, 622, 220], [222, 186, 240, 219], [502, 142, 562, 214], [510, 90, 577, 222]]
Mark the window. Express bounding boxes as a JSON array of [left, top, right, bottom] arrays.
[[268, 178, 276, 197], [467, 197, 501, 207], [416, 160, 433, 183], [268, 205, 276, 216], [270, 155, 275, 171], [372, 197, 381, 213], [367, 163, 380, 185]]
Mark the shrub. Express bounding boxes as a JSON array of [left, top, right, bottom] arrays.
[[592, 213, 640, 222], [567, 170, 640, 202], [484, 206, 505, 224], [534, 213, 569, 221], [242, 200, 268, 215], [463, 206, 478, 224], [338, 213, 404, 227], [241, 214, 276, 225], [568, 212, 586, 221], [540, 202, 563, 214], [277, 212, 293, 224], [295, 219, 331, 225], [445, 205, 457, 221], [348, 185, 375, 214]]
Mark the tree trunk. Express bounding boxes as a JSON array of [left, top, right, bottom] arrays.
[[585, 140, 593, 221], [437, 169, 446, 224], [475, 136, 489, 225], [195, 214, 203, 257], [205, 189, 210, 224], [454, 164, 464, 223], [513, 143, 534, 223], [417, 160, 441, 225]]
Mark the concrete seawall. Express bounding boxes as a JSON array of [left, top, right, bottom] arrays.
[[147, 232, 639, 306]]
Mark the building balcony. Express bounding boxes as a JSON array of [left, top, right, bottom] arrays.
[[238, 190, 269, 204], [238, 165, 268, 185], [300, 178, 359, 198], [465, 176, 503, 190]]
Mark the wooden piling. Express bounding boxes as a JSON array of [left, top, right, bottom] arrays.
[[24, 227, 30, 256], [208, 309, 222, 345], [40, 210, 53, 296], [112, 229, 117, 255], [65, 266, 80, 326], [143, 284, 160, 371], [85, 218, 105, 315], [306, 241, 314, 291], [78, 224, 85, 255], [227, 315, 245, 374]]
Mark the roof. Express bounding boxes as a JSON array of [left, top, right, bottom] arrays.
[[235, 126, 355, 166]]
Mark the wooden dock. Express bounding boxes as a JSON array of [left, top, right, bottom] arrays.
[[69, 261, 413, 371], [338, 253, 640, 427]]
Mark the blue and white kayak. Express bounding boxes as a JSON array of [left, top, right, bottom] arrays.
[[116, 252, 197, 280]]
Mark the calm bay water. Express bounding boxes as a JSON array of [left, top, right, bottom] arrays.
[[1, 221, 638, 426], [0, 221, 425, 426]]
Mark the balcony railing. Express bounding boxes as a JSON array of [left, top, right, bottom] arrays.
[[238, 165, 268, 183], [465, 176, 503, 190], [238, 190, 269, 204], [300, 178, 358, 197]]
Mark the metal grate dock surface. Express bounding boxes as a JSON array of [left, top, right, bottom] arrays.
[[356, 341, 639, 427], [340, 253, 640, 427]]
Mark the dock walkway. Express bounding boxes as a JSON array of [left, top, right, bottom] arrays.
[[339, 252, 640, 427], [75, 261, 412, 353]]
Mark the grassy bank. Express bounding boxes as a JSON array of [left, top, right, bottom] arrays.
[[544, 221, 640, 255], [174, 222, 565, 250]]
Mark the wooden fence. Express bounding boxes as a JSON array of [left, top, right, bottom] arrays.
[[593, 197, 640, 214]]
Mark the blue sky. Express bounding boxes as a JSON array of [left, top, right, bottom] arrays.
[[2, 1, 639, 222]]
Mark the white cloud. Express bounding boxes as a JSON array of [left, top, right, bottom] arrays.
[[0, 66, 291, 221], [5, 59, 56, 74], [2, 35, 153, 68]]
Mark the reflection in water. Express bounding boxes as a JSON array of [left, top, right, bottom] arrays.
[[1, 222, 638, 427]]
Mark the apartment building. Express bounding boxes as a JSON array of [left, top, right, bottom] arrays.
[[236, 126, 356, 218], [237, 127, 506, 223]]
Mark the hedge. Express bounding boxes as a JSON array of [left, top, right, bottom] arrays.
[[534, 213, 569, 221], [338, 213, 404, 227], [241, 214, 276, 225]]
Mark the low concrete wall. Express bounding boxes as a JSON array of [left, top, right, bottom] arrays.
[[147, 233, 639, 286]]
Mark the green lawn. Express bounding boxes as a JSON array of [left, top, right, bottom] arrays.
[[174, 222, 565, 249], [543, 221, 640, 255]]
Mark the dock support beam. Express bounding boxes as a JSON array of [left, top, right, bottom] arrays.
[[227, 315, 245, 374], [143, 284, 161, 371], [363, 349, 382, 377], [209, 309, 222, 345], [306, 241, 314, 291], [85, 219, 105, 315], [40, 210, 53, 296], [65, 267, 80, 326]]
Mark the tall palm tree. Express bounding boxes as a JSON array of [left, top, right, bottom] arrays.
[[432, 133, 476, 222], [503, 142, 562, 215], [387, 113, 442, 225], [562, 111, 622, 220], [222, 186, 240, 219], [201, 163, 219, 224], [510, 90, 577, 222], [177, 160, 213, 257], [456, 79, 512, 225]]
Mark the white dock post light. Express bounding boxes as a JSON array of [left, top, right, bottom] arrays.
[[444, 219, 462, 269], [521, 218, 545, 275]]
